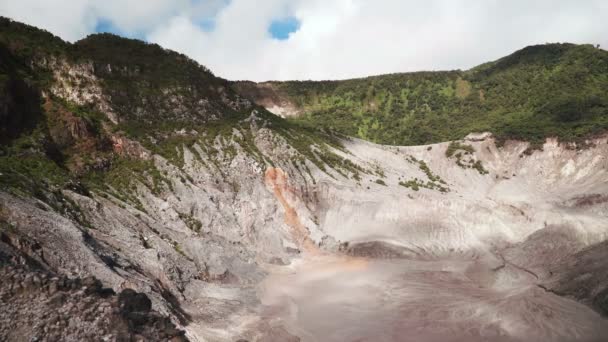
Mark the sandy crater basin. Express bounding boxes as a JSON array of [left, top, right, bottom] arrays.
[[258, 253, 608, 342]]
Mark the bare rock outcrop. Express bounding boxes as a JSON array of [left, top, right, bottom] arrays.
[[0, 245, 187, 342]]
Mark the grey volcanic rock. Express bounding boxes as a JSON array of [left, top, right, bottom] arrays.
[[341, 240, 420, 258], [0, 247, 187, 342], [2, 129, 608, 341], [544, 239, 608, 316]]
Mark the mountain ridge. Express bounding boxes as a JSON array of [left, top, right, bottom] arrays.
[[234, 43, 608, 147], [3, 15, 608, 149]]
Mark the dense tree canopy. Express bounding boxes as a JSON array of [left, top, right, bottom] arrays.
[[256, 43, 608, 146]]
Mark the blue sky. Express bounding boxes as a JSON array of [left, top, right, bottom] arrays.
[[94, 18, 137, 38], [268, 17, 301, 40], [2, 0, 607, 81], [95, 14, 300, 41]]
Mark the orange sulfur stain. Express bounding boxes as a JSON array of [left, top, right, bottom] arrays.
[[265, 167, 319, 254], [264, 168, 368, 271]]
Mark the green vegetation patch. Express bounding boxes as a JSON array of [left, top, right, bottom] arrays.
[[399, 177, 449, 193], [445, 142, 488, 175], [178, 212, 203, 233], [242, 43, 608, 148], [445, 141, 475, 158], [264, 112, 369, 179]]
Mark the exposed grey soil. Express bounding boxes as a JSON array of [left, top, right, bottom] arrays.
[[0, 241, 187, 342], [258, 253, 608, 342], [2, 128, 608, 341]]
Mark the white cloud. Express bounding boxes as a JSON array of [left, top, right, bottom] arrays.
[[0, 0, 93, 41], [91, 0, 187, 33], [2, 0, 607, 81], [0, 0, 226, 40]]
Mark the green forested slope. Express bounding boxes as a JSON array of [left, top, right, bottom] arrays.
[[0, 17, 358, 198], [240, 43, 608, 146]]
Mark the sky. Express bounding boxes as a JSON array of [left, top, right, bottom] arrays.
[[1, 0, 607, 81]]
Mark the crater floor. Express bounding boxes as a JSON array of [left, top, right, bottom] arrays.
[[258, 253, 607, 342]]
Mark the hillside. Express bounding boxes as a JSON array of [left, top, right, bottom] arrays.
[[0, 16, 354, 197], [1, 17, 608, 342], [234, 43, 608, 146]]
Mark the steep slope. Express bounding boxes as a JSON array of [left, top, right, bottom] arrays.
[[0, 17, 371, 341], [234, 43, 608, 146], [1, 17, 608, 342], [0, 253, 187, 341]]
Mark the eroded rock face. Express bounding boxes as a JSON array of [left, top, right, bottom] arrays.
[[2, 128, 608, 341], [342, 240, 419, 258], [46, 58, 119, 124], [231, 82, 301, 118], [545, 240, 608, 316], [254, 135, 608, 341], [0, 245, 187, 342]]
